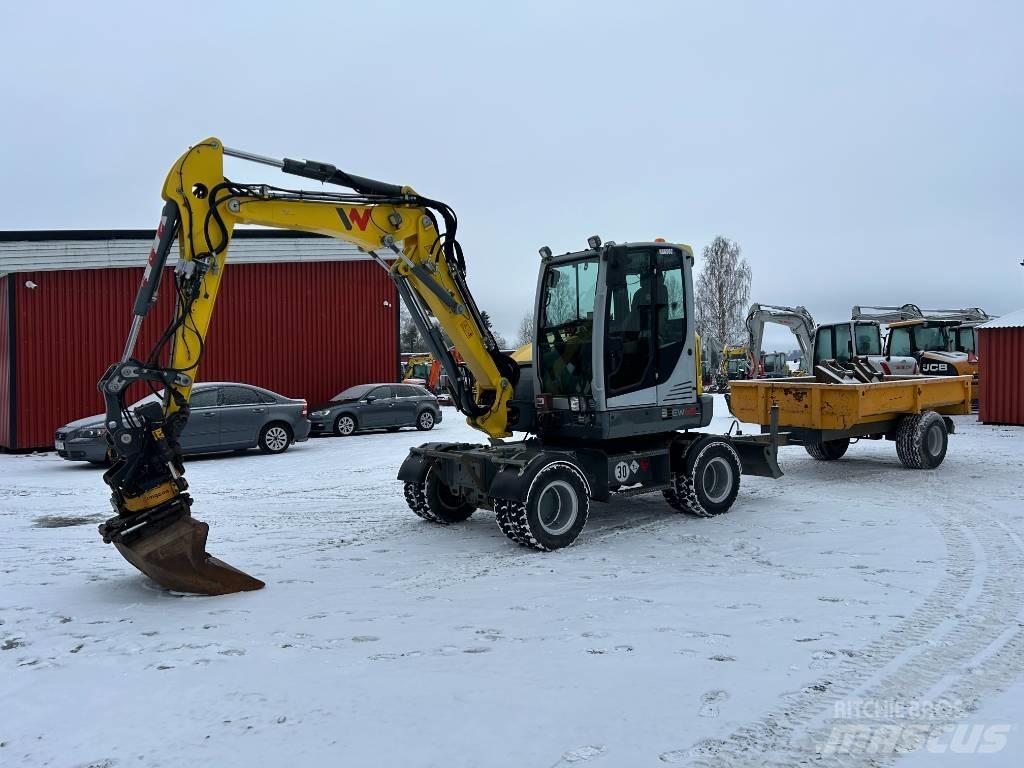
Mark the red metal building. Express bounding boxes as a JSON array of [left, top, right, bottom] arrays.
[[1, 230, 398, 450], [977, 309, 1024, 427]]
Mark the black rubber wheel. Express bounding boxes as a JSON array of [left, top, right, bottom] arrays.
[[416, 410, 436, 431], [513, 463, 590, 550], [804, 437, 851, 461], [494, 498, 528, 546], [258, 422, 292, 454], [895, 410, 948, 469], [425, 468, 475, 523], [663, 437, 741, 517], [334, 413, 357, 437]]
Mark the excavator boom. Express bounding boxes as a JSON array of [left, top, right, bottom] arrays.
[[98, 138, 516, 594], [745, 303, 815, 376]]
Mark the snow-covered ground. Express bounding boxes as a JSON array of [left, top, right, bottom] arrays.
[[2, 396, 1022, 767]]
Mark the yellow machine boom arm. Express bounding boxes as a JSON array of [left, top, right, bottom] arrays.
[[96, 138, 517, 595], [157, 137, 514, 436]]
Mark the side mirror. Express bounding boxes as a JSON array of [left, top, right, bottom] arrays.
[[364, 396, 377, 404]]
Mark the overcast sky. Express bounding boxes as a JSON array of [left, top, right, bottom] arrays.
[[2, 1, 1021, 349]]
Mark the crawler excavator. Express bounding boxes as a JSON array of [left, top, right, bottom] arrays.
[[744, 304, 815, 377], [97, 138, 783, 595]]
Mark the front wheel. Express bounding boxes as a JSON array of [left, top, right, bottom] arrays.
[[425, 468, 475, 522], [334, 414, 356, 437], [404, 467, 476, 523], [664, 437, 741, 517], [258, 423, 292, 454], [416, 411, 436, 431]]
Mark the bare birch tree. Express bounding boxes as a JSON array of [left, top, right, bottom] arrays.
[[516, 311, 536, 346], [694, 236, 752, 362]]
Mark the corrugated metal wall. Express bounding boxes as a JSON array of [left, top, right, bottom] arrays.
[[0, 275, 10, 447], [978, 328, 1024, 426], [4, 261, 397, 450]]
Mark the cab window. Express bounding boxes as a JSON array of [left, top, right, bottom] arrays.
[[955, 328, 976, 354], [814, 327, 833, 364], [538, 257, 598, 396], [834, 323, 853, 363], [854, 323, 881, 355], [914, 324, 948, 352], [656, 249, 686, 382], [888, 327, 912, 357], [605, 250, 657, 396]]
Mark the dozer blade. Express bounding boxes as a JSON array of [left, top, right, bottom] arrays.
[[114, 516, 265, 596]]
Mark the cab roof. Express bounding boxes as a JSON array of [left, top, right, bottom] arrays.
[[888, 318, 960, 329]]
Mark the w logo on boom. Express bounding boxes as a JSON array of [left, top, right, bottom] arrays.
[[336, 207, 372, 231]]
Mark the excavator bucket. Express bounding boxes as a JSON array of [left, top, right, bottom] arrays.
[[113, 516, 265, 596]]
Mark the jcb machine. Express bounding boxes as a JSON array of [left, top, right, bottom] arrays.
[[852, 305, 988, 379], [97, 138, 783, 595]]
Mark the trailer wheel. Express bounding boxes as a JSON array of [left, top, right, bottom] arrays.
[[804, 437, 850, 461], [509, 463, 590, 551], [664, 437, 741, 517], [896, 410, 948, 469]]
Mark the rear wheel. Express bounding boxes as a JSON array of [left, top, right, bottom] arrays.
[[804, 437, 850, 461], [494, 499, 528, 545], [416, 411, 436, 431], [664, 437, 741, 517], [258, 422, 292, 454], [334, 414, 356, 437], [503, 464, 589, 551], [896, 410, 947, 469]]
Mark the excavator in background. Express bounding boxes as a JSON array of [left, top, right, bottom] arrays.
[[811, 318, 919, 377], [716, 345, 750, 389], [851, 305, 987, 380], [97, 137, 785, 595], [402, 353, 434, 386], [744, 304, 815, 377]]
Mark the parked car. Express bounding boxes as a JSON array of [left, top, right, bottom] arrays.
[[54, 382, 311, 464], [309, 383, 442, 436]]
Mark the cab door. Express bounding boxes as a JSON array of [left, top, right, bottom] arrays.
[[653, 248, 696, 406], [604, 249, 658, 408], [603, 247, 694, 408]]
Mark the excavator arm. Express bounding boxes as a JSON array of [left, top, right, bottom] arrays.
[[97, 138, 516, 594], [851, 304, 924, 324], [744, 303, 816, 375]]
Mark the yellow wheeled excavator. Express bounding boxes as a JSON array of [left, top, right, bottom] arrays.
[[98, 138, 784, 595]]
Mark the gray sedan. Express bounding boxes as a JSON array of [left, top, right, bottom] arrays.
[[54, 382, 311, 463], [308, 383, 442, 436]]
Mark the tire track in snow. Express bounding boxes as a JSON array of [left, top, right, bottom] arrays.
[[669, 507, 1024, 767]]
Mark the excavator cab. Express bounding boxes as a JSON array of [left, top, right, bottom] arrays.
[[532, 240, 708, 441]]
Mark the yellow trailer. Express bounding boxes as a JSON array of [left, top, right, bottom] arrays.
[[726, 375, 972, 469]]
